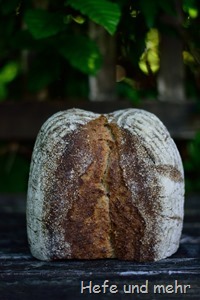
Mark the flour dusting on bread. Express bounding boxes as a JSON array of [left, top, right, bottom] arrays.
[[27, 108, 184, 261]]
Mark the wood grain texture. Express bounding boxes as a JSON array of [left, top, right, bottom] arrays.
[[0, 194, 199, 300]]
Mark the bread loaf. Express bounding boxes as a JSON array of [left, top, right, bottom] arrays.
[[27, 108, 184, 261]]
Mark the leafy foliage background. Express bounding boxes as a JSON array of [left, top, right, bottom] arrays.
[[0, 0, 199, 101], [0, 0, 200, 192]]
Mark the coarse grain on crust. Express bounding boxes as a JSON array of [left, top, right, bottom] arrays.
[[108, 109, 184, 261], [27, 109, 99, 260], [27, 108, 184, 261]]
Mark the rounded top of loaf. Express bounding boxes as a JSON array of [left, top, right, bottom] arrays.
[[27, 108, 184, 262]]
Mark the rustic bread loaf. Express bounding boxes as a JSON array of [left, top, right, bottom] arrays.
[[27, 108, 184, 261]]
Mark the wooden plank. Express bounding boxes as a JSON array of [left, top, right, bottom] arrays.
[[0, 276, 199, 300], [0, 194, 199, 299], [0, 100, 200, 140], [0, 257, 199, 300]]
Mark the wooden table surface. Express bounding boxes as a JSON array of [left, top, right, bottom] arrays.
[[0, 194, 199, 300]]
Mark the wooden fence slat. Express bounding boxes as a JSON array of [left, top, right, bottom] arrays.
[[0, 100, 200, 140]]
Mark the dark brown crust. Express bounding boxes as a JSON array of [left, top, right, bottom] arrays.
[[106, 123, 146, 260], [45, 116, 148, 260], [64, 116, 114, 259], [44, 115, 182, 261], [113, 128, 160, 261]]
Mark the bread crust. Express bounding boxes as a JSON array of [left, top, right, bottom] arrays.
[[27, 108, 184, 261]]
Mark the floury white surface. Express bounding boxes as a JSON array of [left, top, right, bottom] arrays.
[[27, 109, 99, 261], [27, 108, 184, 261], [108, 109, 184, 260]]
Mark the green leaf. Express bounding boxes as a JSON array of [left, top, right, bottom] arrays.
[[187, 131, 200, 166], [0, 151, 30, 193], [0, 0, 20, 15], [183, 0, 199, 18], [139, 0, 158, 28], [66, 0, 121, 35], [117, 82, 140, 105], [158, 0, 176, 16], [183, 0, 197, 11], [28, 53, 60, 92], [59, 35, 102, 75], [0, 61, 19, 83], [0, 61, 19, 101], [0, 84, 7, 101], [24, 9, 64, 39], [12, 30, 42, 50]]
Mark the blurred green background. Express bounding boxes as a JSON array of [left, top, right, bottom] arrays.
[[0, 0, 200, 193]]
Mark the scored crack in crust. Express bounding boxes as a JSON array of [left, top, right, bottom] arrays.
[[61, 115, 115, 259], [106, 123, 146, 260], [27, 108, 184, 262], [44, 116, 144, 260], [44, 116, 146, 260]]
